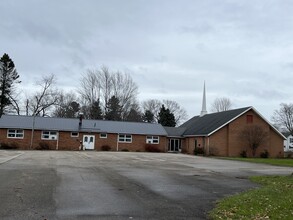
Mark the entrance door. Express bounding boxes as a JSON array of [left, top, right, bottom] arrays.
[[83, 135, 95, 150], [168, 139, 181, 152]]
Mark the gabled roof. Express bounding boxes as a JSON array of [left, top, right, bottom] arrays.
[[180, 107, 252, 136], [0, 115, 167, 136], [164, 126, 186, 137]]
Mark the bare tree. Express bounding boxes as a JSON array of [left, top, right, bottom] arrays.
[[53, 91, 80, 118], [163, 100, 188, 125], [142, 99, 162, 121], [210, 97, 232, 113], [77, 69, 99, 106], [239, 125, 268, 157], [272, 103, 293, 135], [142, 99, 188, 125], [78, 66, 139, 120], [27, 74, 59, 116], [111, 71, 139, 120]]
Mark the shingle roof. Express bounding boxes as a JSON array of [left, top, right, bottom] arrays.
[[180, 107, 252, 136], [164, 126, 186, 137], [0, 115, 167, 136]]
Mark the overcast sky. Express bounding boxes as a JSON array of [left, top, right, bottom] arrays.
[[1, 0, 293, 121]]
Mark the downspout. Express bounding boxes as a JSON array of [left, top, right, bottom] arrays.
[[30, 115, 36, 149], [207, 136, 210, 156], [116, 133, 119, 151], [56, 131, 59, 150]]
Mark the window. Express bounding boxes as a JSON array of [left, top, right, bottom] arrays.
[[118, 134, 132, 143], [100, 133, 107, 138], [290, 138, 293, 144], [71, 132, 79, 137], [42, 131, 58, 140], [146, 136, 159, 144], [7, 129, 24, 138], [247, 115, 253, 123]]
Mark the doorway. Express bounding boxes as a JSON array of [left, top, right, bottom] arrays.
[[83, 135, 95, 150], [168, 139, 181, 152]]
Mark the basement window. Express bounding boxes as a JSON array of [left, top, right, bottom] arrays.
[[42, 131, 58, 140], [100, 133, 107, 138], [118, 134, 132, 143], [71, 132, 79, 137], [7, 129, 24, 139], [146, 136, 159, 144]]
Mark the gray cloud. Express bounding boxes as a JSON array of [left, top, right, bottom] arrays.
[[1, 0, 293, 120]]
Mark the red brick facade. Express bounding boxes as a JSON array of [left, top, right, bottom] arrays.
[[0, 129, 168, 152], [181, 110, 284, 157]]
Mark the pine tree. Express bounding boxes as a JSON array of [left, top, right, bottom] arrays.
[[105, 96, 122, 121], [158, 105, 176, 127], [143, 110, 155, 123], [89, 100, 103, 120], [0, 53, 20, 117]]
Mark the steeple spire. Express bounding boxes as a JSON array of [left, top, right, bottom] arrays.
[[200, 81, 207, 117]]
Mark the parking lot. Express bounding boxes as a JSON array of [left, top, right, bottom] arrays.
[[0, 151, 292, 220]]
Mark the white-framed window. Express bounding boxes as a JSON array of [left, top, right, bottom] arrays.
[[71, 132, 79, 137], [118, 134, 132, 143], [289, 138, 293, 143], [42, 131, 58, 140], [7, 129, 24, 139], [100, 133, 107, 138], [146, 136, 159, 144]]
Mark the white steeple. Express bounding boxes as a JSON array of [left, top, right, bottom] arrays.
[[200, 81, 207, 117]]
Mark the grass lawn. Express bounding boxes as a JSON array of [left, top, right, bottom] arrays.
[[218, 157, 293, 167], [209, 175, 293, 220]]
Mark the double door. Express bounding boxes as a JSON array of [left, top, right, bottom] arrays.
[[168, 139, 181, 152], [83, 135, 95, 150]]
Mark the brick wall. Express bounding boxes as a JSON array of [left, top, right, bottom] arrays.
[[208, 109, 284, 157], [0, 128, 168, 152]]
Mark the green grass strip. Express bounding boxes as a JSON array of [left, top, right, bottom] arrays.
[[218, 157, 293, 167], [209, 175, 293, 220]]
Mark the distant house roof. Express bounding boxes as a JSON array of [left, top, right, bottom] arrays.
[[0, 115, 168, 136], [181, 107, 252, 136]]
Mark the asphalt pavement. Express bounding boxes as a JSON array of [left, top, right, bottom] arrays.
[[0, 150, 292, 220]]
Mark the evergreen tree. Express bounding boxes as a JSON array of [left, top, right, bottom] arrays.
[[126, 108, 143, 122], [105, 96, 122, 121], [89, 100, 103, 120], [0, 53, 20, 117], [143, 110, 155, 123], [158, 105, 176, 127]]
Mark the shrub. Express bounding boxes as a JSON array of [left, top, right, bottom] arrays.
[[260, 150, 269, 158], [121, 148, 129, 152], [36, 142, 50, 150], [0, 142, 19, 149], [194, 147, 204, 155], [240, 150, 247, 158], [101, 145, 111, 151], [286, 152, 292, 158], [145, 144, 161, 152]]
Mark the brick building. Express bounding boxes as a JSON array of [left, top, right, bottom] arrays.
[[165, 106, 285, 157], [0, 107, 285, 157]]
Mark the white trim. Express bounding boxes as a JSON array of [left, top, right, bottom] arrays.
[[207, 107, 253, 136], [41, 131, 58, 140], [118, 134, 132, 143], [146, 136, 159, 144], [249, 107, 287, 140], [71, 132, 79, 137], [7, 129, 24, 139], [100, 133, 107, 138]]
